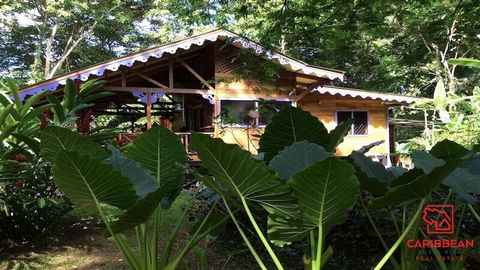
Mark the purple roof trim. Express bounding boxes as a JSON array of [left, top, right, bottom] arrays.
[[132, 91, 165, 103]]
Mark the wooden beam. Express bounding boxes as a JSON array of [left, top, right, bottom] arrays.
[[169, 56, 174, 88], [121, 70, 126, 87], [132, 71, 169, 88], [102, 86, 214, 95], [175, 56, 215, 91], [295, 81, 322, 103], [146, 92, 152, 129]]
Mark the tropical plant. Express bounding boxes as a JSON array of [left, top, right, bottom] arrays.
[[45, 79, 114, 127], [192, 106, 479, 270], [351, 139, 480, 270], [0, 78, 70, 241], [40, 125, 228, 269], [191, 106, 358, 270], [0, 78, 50, 152]]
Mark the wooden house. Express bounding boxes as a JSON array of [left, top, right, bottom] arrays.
[[17, 29, 422, 165]]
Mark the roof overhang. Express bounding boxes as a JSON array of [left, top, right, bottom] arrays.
[[312, 86, 425, 105], [17, 29, 344, 100]]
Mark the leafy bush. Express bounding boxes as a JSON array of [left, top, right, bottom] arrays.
[[0, 78, 115, 243], [0, 78, 71, 243]]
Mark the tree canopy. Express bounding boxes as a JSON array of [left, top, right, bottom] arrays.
[[1, 0, 479, 96]]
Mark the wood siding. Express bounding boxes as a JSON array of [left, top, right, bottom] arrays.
[[298, 94, 389, 156]]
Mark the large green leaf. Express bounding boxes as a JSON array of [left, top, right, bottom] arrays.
[[370, 159, 463, 207], [52, 150, 138, 212], [190, 132, 299, 218], [258, 106, 329, 163], [41, 126, 107, 162], [429, 139, 470, 160], [269, 157, 359, 245], [350, 151, 395, 184], [411, 150, 445, 173], [269, 141, 332, 180], [109, 186, 170, 234], [124, 126, 187, 187], [411, 146, 479, 203], [448, 58, 480, 68], [325, 118, 353, 152], [105, 147, 159, 198], [349, 151, 394, 195]]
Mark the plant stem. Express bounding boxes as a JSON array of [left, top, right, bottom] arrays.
[[151, 208, 161, 270], [374, 199, 426, 270], [240, 197, 284, 270], [359, 196, 400, 269], [309, 230, 316, 270], [467, 204, 480, 223], [390, 211, 401, 236], [224, 199, 267, 270], [240, 197, 284, 269], [315, 226, 323, 270], [98, 205, 140, 269]]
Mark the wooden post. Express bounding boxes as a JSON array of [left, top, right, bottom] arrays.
[[169, 56, 174, 88], [146, 92, 152, 129], [213, 41, 219, 138], [213, 96, 220, 138]]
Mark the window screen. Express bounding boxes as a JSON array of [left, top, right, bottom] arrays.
[[353, 111, 368, 135], [336, 111, 368, 135]]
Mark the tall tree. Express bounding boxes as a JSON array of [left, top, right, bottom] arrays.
[[0, 0, 153, 83]]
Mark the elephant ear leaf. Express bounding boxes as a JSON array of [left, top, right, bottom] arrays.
[[325, 118, 353, 152], [191, 133, 299, 218], [41, 126, 107, 162], [124, 126, 187, 207], [259, 106, 329, 163], [108, 185, 171, 235], [52, 150, 138, 213], [105, 147, 159, 199], [269, 141, 332, 180], [429, 139, 470, 160], [269, 157, 359, 245], [411, 150, 445, 173], [370, 159, 463, 207], [349, 151, 394, 195]]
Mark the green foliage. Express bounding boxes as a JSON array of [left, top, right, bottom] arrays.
[[41, 125, 226, 270], [0, 78, 70, 242], [193, 106, 358, 270], [47, 79, 114, 127], [269, 141, 332, 180]]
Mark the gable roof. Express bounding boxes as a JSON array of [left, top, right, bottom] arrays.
[[17, 29, 345, 100], [312, 86, 424, 105]]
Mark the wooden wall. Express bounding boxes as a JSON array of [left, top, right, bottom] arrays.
[[212, 40, 389, 157], [298, 93, 389, 156]]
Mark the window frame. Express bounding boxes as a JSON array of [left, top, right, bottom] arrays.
[[334, 110, 369, 136], [219, 98, 291, 127]]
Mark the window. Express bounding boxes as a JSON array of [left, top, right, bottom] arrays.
[[336, 110, 368, 135], [220, 100, 290, 126]]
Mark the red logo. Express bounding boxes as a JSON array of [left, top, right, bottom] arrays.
[[422, 204, 454, 234]]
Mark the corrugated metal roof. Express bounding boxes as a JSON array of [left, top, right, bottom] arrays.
[[312, 86, 425, 105], [17, 29, 344, 100]]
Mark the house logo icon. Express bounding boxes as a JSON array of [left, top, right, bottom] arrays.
[[422, 204, 455, 234]]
